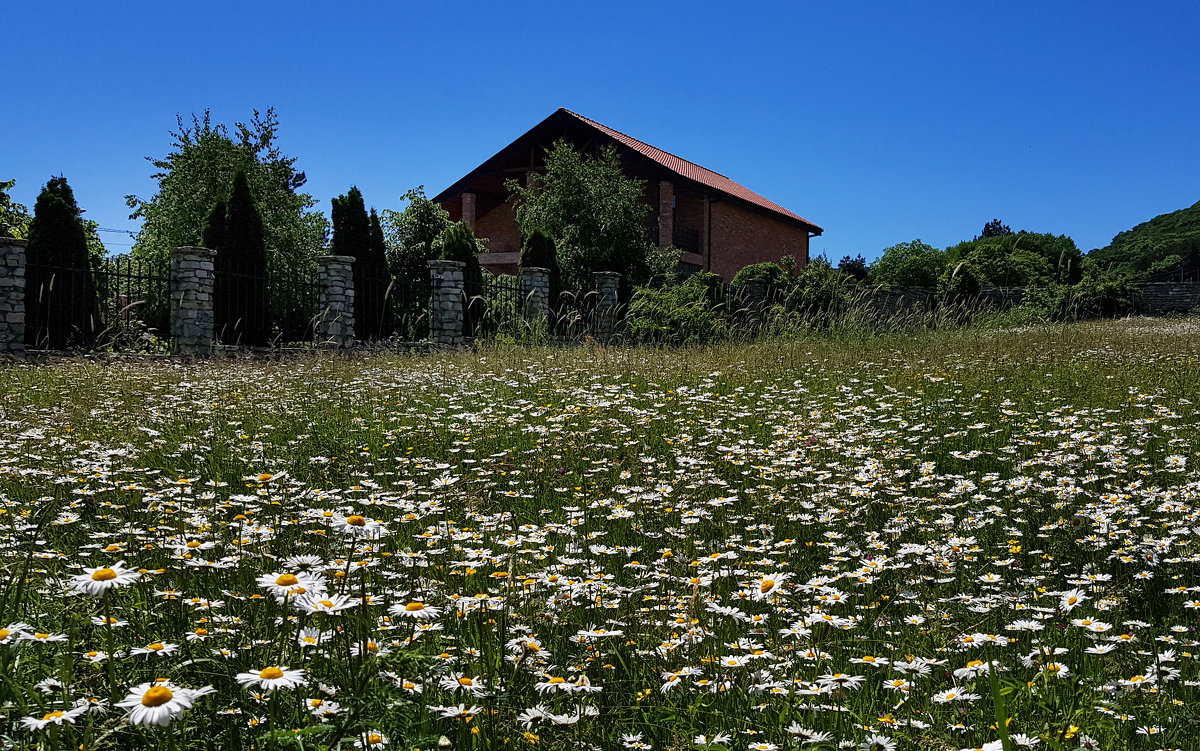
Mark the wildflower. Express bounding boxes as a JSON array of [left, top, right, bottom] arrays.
[[752, 572, 790, 599], [355, 730, 389, 749], [438, 673, 490, 697], [70, 561, 140, 596], [1059, 589, 1087, 612], [22, 631, 68, 644], [860, 734, 897, 751], [0, 622, 31, 645], [932, 688, 981, 703], [295, 592, 356, 615], [115, 682, 213, 727], [20, 706, 87, 729], [429, 703, 483, 719], [258, 570, 325, 599], [390, 601, 443, 620], [130, 641, 180, 657], [306, 698, 342, 720], [235, 666, 308, 692]]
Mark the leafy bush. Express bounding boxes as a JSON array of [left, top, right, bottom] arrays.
[[730, 262, 785, 288], [869, 240, 944, 288], [440, 221, 482, 283], [626, 276, 728, 344]]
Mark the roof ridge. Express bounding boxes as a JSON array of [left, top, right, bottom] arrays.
[[560, 108, 736, 181]]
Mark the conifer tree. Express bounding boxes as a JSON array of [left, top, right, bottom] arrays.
[[361, 209, 392, 338], [520, 227, 561, 294], [24, 177, 98, 349], [217, 170, 270, 345]]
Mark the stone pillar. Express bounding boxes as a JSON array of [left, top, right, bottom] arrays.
[[658, 181, 674, 248], [429, 259, 465, 346], [169, 246, 215, 356], [0, 238, 27, 358], [316, 255, 355, 349], [462, 193, 476, 232], [741, 278, 767, 313], [593, 271, 621, 342], [520, 266, 550, 325]]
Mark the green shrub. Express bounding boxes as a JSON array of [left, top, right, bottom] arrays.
[[626, 277, 728, 344], [731, 262, 784, 288]]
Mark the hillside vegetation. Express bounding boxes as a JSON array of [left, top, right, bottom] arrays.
[[1089, 199, 1200, 274]]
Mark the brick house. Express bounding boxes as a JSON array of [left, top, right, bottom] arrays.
[[432, 108, 822, 280]]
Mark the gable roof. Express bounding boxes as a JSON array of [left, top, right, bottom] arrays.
[[560, 109, 820, 232], [433, 108, 821, 234]]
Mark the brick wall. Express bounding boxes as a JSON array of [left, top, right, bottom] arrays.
[[475, 202, 523, 276], [708, 200, 811, 281]]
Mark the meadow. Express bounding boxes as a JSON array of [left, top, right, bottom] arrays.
[[2, 318, 1199, 751]]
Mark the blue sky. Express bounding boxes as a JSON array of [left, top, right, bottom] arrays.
[[5, 1, 1198, 260]]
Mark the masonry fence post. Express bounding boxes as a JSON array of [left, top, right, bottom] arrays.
[[593, 271, 620, 342], [169, 246, 216, 357], [428, 259, 466, 346], [520, 266, 550, 328], [0, 237, 27, 358], [316, 255, 355, 349]]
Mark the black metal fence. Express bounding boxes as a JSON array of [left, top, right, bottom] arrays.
[[213, 266, 319, 346], [24, 256, 172, 350], [464, 272, 523, 339], [357, 273, 432, 342]]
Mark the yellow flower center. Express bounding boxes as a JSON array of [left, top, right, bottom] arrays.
[[147, 643, 165, 651], [310, 699, 324, 707], [91, 567, 118, 582], [187, 541, 202, 548], [458, 677, 474, 686], [405, 602, 425, 611], [257, 473, 273, 482], [275, 574, 299, 587], [369, 734, 383, 744], [548, 676, 566, 684], [259, 667, 285, 680], [760, 579, 775, 593], [346, 515, 366, 527], [0, 629, 9, 640], [105, 544, 121, 552], [366, 642, 378, 651], [194, 628, 209, 636], [302, 636, 317, 644], [35, 633, 50, 640], [44, 710, 65, 719], [319, 600, 334, 608], [141, 686, 174, 707]]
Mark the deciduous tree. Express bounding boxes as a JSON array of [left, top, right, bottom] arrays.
[[506, 141, 652, 291], [126, 109, 327, 278]]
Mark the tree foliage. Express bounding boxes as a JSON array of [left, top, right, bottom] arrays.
[[24, 177, 98, 349], [837, 254, 870, 281], [211, 170, 270, 346], [439, 221, 482, 284], [126, 109, 327, 277], [1088, 199, 1200, 274], [331, 187, 390, 339], [868, 240, 945, 288], [506, 141, 652, 291], [980, 219, 1014, 238], [379, 187, 451, 282], [0, 179, 31, 239]]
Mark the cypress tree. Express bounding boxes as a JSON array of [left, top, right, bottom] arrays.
[[205, 198, 234, 341], [221, 169, 270, 345], [362, 209, 392, 338], [24, 177, 98, 349], [520, 227, 561, 296]]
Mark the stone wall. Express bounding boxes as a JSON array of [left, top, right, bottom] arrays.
[[1139, 282, 1200, 314], [169, 246, 215, 356], [316, 255, 355, 348], [429, 260, 465, 346], [520, 266, 550, 325], [593, 271, 620, 341], [0, 238, 27, 357]]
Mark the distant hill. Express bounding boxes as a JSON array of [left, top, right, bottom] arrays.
[[1089, 200, 1200, 275]]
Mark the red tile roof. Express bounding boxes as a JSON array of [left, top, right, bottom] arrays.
[[562, 109, 821, 232]]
